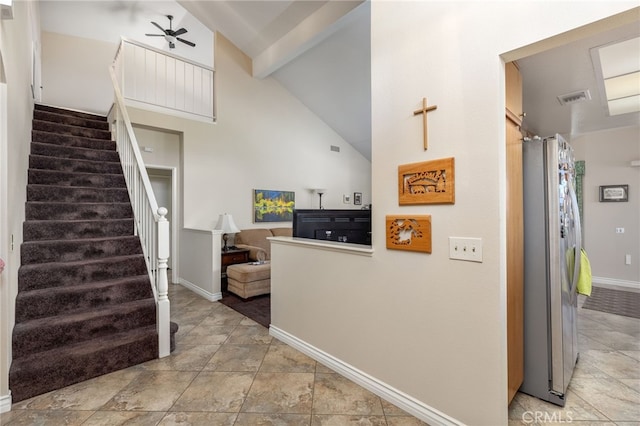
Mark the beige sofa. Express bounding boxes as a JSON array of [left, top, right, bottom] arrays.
[[226, 227, 292, 298]]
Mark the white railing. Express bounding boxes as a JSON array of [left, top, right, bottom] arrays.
[[109, 65, 171, 358], [113, 38, 215, 121]]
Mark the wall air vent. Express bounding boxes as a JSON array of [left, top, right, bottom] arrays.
[[0, 0, 12, 20], [557, 90, 591, 106], [330, 145, 340, 152]]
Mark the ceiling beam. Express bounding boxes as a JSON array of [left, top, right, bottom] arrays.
[[251, 1, 364, 79]]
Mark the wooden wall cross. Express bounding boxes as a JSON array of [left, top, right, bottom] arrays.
[[413, 97, 437, 150]]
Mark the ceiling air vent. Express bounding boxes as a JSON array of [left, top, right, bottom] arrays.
[[557, 89, 591, 106]]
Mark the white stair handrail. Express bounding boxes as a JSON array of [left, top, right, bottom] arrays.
[[109, 64, 171, 358]]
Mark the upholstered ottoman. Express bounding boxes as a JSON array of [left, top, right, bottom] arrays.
[[226, 261, 271, 299]]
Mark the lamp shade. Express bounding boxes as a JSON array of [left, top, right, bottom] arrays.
[[215, 213, 240, 234]]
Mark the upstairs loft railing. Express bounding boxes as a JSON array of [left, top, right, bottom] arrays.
[[109, 65, 171, 358], [113, 38, 215, 121]]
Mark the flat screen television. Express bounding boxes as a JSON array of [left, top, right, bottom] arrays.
[[292, 209, 372, 246]]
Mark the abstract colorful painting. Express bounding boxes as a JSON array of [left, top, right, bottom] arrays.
[[253, 189, 295, 222]]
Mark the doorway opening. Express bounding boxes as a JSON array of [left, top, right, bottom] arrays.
[[147, 166, 178, 276]]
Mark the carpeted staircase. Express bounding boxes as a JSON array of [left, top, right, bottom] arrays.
[[9, 104, 169, 402]]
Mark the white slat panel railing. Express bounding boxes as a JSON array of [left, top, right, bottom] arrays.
[[114, 38, 215, 121]]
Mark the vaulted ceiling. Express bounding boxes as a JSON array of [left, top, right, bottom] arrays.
[[39, 1, 638, 161], [39, 0, 372, 160]]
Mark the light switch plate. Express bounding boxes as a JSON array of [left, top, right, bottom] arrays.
[[449, 237, 483, 262]]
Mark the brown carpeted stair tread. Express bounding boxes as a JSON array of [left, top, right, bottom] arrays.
[[28, 169, 126, 188], [21, 235, 143, 264], [27, 184, 131, 203], [34, 109, 110, 131], [9, 325, 159, 401], [35, 103, 108, 122], [25, 201, 133, 220], [31, 141, 120, 162], [12, 298, 157, 358], [18, 254, 148, 291], [23, 217, 134, 241], [29, 154, 123, 174], [33, 119, 111, 140], [10, 325, 158, 370], [15, 275, 154, 322], [32, 130, 116, 151]]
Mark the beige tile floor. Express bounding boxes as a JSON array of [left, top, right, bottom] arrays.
[[2, 283, 428, 426], [2, 284, 638, 425], [509, 292, 640, 425]]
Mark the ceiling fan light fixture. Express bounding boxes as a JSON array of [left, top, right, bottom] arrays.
[[164, 34, 176, 48], [146, 15, 195, 49]]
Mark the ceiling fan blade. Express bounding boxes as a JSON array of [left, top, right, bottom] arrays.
[[177, 37, 195, 47], [173, 28, 187, 36], [145, 34, 164, 37], [151, 21, 167, 34]]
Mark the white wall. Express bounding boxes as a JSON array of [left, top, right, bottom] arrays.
[[271, 2, 638, 425], [127, 33, 372, 232], [135, 125, 181, 170], [573, 126, 640, 287], [179, 229, 222, 301], [41, 31, 117, 115], [0, 0, 40, 411]]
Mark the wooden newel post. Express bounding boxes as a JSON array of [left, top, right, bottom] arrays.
[[157, 207, 171, 358]]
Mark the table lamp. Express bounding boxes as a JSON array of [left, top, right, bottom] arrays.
[[215, 213, 240, 252]]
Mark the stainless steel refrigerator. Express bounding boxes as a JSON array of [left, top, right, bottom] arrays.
[[520, 134, 582, 406]]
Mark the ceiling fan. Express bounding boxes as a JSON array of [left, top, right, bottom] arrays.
[[145, 15, 195, 49]]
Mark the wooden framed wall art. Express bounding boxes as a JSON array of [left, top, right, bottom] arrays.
[[386, 215, 432, 253], [398, 157, 455, 205]]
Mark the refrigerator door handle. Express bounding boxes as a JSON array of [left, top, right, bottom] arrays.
[[568, 178, 582, 294]]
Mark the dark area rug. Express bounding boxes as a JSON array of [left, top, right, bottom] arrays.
[[582, 286, 640, 319], [219, 291, 270, 328]]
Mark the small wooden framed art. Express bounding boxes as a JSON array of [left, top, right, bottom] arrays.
[[398, 157, 455, 205], [386, 215, 432, 253]]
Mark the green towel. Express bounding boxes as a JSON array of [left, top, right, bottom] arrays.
[[577, 248, 592, 296]]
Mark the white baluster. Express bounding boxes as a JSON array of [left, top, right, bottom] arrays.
[[111, 64, 172, 358]]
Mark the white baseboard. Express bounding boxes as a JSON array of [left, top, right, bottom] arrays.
[[269, 326, 462, 426], [0, 392, 11, 413], [177, 278, 222, 301], [592, 276, 640, 292]]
